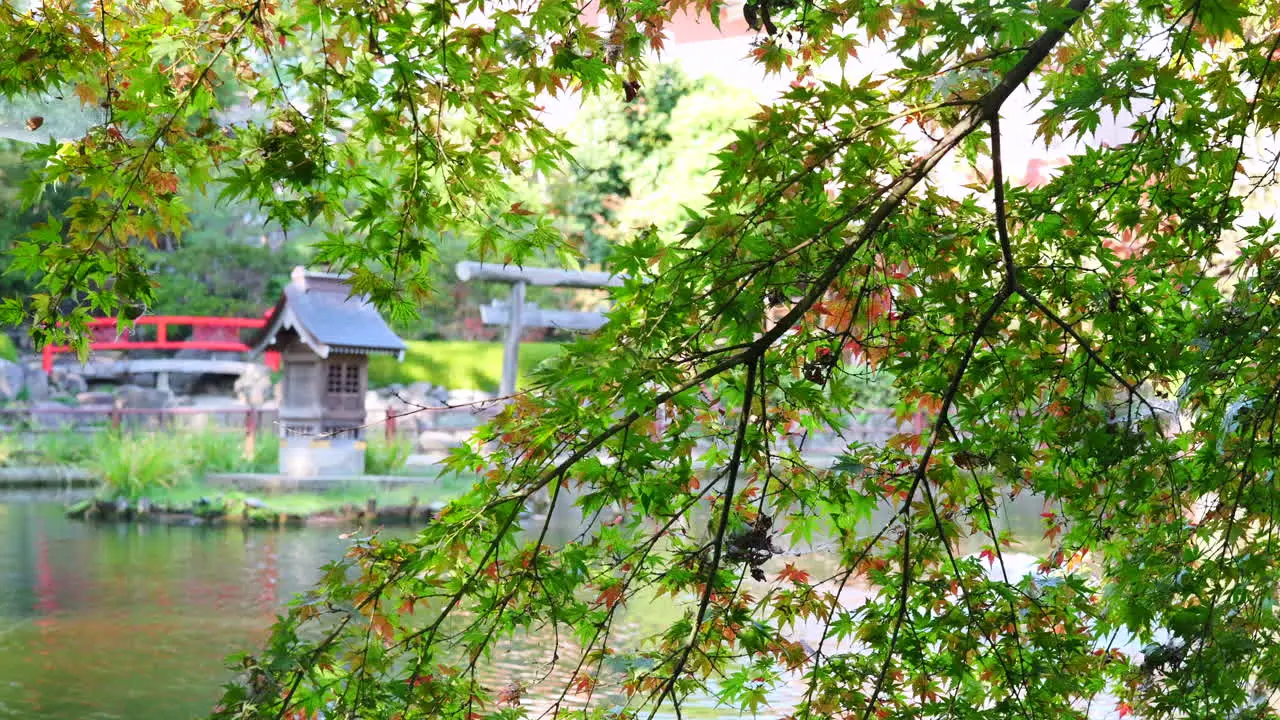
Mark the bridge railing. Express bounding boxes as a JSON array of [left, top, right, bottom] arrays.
[[41, 315, 280, 374]]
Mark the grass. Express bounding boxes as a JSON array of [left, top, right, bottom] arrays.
[[18, 430, 98, 467], [0, 434, 19, 466], [15, 427, 412, 488], [367, 340, 562, 391]]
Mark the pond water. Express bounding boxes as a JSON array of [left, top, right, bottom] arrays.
[[0, 489, 1069, 720]]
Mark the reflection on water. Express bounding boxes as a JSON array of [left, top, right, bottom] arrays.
[[0, 490, 1064, 720], [0, 494, 361, 720]]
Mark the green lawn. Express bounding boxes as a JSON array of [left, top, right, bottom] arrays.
[[368, 340, 562, 392]]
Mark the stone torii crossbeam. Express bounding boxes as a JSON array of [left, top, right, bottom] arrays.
[[455, 261, 624, 395]]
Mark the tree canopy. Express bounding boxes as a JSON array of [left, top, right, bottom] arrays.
[[544, 63, 756, 266], [6, 0, 1280, 718]]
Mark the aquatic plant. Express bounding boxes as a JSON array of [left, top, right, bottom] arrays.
[[89, 432, 189, 500]]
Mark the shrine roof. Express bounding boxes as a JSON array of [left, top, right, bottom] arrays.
[[250, 267, 407, 360]]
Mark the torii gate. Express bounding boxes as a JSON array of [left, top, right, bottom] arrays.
[[455, 262, 623, 395]]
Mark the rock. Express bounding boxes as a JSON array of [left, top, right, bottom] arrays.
[[365, 390, 389, 413], [405, 381, 448, 407], [22, 363, 49, 402], [235, 365, 274, 407], [403, 383, 450, 431], [76, 391, 116, 407], [30, 400, 75, 429], [170, 348, 241, 395], [367, 390, 415, 428], [447, 389, 494, 406], [430, 405, 491, 431], [417, 430, 465, 452], [0, 359, 23, 401], [167, 395, 250, 432], [124, 372, 157, 388], [114, 384, 174, 409], [52, 370, 87, 396]]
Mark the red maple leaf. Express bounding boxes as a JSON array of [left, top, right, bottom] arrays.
[[777, 563, 810, 585], [595, 584, 624, 609]]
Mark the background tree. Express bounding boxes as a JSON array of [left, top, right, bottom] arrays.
[[5, 1, 1280, 720], [0, 135, 317, 322], [545, 64, 756, 266]]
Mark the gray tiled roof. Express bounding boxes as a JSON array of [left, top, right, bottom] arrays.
[[251, 269, 407, 358]]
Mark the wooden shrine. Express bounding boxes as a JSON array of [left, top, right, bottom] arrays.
[[251, 267, 406, 477]]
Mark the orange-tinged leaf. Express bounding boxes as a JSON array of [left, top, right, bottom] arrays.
[[572, 673, 597, 694], [74, 83, 97, 106], [149, 171, 180, 195], [370, 613, 395, 644], [777, 563, 810, 585], [595, 584, 624, 609], [325, 38, 353, 67]]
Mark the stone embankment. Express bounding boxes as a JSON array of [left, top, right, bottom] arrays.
[[65, 494, 445, 527]]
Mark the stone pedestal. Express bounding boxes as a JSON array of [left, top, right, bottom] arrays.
[[279, 437, 366, 477]]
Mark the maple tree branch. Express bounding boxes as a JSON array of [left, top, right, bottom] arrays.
[[266, 2, 1098, 712], [39, 0, 265, 331], [990, 113, 1019, 292], [1014, 287, 1163, 420], [859, 277, 1014, 720], [759, 0, 1092, 357], [651, 358, 757, 717]]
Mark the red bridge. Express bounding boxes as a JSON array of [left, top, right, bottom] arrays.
[[41, 315, 281, 374]]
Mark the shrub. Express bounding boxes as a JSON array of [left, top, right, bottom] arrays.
[[152, 427, 280, 479], [365, 434, 413, 475], [0, 434, 19, 466]]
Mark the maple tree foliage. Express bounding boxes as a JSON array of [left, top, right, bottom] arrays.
[[6, 0, 1280, 718]]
